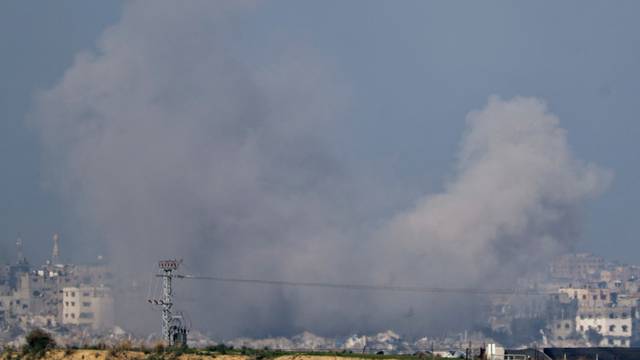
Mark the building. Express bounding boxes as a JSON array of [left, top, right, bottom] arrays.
[[550, 253, 605, 281], [62, 286, 114, 330], [575, 306, 634, 347], [557, 284, 637, 347], [545, 293, 578, 341], [558, 286, 616, 308]]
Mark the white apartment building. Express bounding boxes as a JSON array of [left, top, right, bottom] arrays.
[[575, 306, 633, 347], [558, 286, 636, 347], [62, 285, 114, 330]]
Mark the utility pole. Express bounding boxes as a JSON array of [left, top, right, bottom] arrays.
[[150, 259, 188, 346], [160, 260, 177, 343]]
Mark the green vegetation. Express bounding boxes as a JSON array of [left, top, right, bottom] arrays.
[[178, 345, 431, 360], [23, 328, 56, 356]]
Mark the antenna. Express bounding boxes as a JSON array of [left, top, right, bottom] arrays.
[[16, 234, 24, 264], [150, 259, 188, 346]]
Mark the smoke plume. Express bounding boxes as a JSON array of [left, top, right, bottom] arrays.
[[31, 1, 610, 338], [379, 96, 611, 287]]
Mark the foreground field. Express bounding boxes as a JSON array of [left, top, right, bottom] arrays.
[[1, 350, 429, 360]]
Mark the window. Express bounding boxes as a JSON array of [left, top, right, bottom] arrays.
[[71, 313, 75, 318], [582, 295, 587, 300], [556, 323, 561, 329], [71, 292, 75, 297], [65, 302, 69, 306], [580, 325, 584, 332], [622, 312, 628, 318], [565, 323, 570, 329], [71, 302, 75, 306], [609, 313, 615, 319], [82, 292, 90, 297], [601, 294, 607, 300], [82, 302, 91, 307], [608, 338, 614, 345], [593, 295, 597, 300], [64, 314, 68, 318], [609, 325, 616, 332], [79, 312, 94, 319], [580, 314, 586, 320], [597, 325, 602, 331], [622, 325, 628, 332]]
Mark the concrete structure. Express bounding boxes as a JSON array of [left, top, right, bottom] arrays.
[[485, 343, 505, 359], [545, 293, 578, 341], [559, 286, 617, 308], [575, 306, 633, 346], [543, 347, 640, 360], [556, 285, 637, 347], [62, 286, 114, 330], [550, 253, 605, 280]]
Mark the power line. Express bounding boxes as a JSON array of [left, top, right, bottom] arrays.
[[178, 275, 549, 296]]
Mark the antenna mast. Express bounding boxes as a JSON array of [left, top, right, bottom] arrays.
[[16, 235, 25, 264]]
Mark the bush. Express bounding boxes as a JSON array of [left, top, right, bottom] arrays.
[[2, 345, 16, 356], [153, 341, 166, 353], [586, 327, 604, 345], [206, 343, 234, 354], [24, 328, 56, 354]]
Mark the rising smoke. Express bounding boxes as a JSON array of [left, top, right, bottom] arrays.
[[31, 1, 611, 338]]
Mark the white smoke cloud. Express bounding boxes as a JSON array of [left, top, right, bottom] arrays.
[[31, 0, 611, 338]]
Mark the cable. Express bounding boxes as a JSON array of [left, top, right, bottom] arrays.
[[177, 274, 548, 296]]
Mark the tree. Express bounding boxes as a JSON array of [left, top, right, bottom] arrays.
[[585, 327, 603, 346], [25, 328, 56, 354]]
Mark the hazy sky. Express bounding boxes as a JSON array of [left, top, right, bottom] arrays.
[[2, 0, 640, 267]]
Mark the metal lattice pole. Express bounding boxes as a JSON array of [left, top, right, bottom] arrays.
[[161, 268, 173, 344], [158, 260, 180, 345]]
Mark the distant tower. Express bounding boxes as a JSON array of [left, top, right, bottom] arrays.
[[16, 234, 25, 264], [52, 233, 60, 264]]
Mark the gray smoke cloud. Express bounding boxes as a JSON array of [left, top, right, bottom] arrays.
[[378, 96, 611, 288], [31, 1, 611, 338]]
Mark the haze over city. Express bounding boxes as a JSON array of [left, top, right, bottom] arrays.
[[2, 1, 640, 355]]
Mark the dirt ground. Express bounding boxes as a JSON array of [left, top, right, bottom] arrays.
[[1, 350, 411, 360]]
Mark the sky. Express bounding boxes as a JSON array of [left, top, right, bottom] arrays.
[[2, 1, 638, 264], [1, 1, 640, 336]]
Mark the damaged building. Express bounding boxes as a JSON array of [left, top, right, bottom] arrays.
[[0, 235, 115, 333]]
